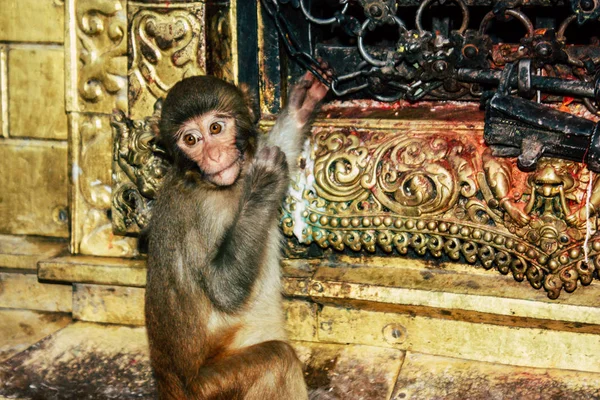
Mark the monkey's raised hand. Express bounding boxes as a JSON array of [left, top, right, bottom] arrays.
[[245, 146, 290, 209], [288, 70, 330, 127]]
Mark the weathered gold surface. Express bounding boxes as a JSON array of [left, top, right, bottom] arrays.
[[0, 0, 65, 43], [128, 1, 206, 119], [392, 352, 600, 399], [39, 255, 146, 286], [293, 341, 405, 400], [318, 305, 600, 373], [68, 113, 138, 256], [305, 259, 600, 325], [0, 45, 7, 139], [0, 310, 71, 363], [283, 299, 318, 341], [66, 0, 127, 113], [0, 273, 71, 312], [0, 140, 69, 237], [8, 48, 68, 140], [73, 284, 145, 325], [205, 0, 236, 83], [282, 118, 600, 298], [0, 235, 66, 271]]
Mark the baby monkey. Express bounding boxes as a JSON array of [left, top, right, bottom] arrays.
[[145, 71, 328, 400]]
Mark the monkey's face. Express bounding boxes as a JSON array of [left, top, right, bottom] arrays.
[[176, 111, 242, 186]]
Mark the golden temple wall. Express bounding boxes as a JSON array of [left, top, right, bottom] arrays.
[[0, 0, 69, 238]]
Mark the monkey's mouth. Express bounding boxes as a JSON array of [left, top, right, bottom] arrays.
[[206, 160, 241, 186]]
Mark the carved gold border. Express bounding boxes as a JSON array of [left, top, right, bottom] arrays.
[[282, 122, 600, 299], [66, 0, 134, 256]]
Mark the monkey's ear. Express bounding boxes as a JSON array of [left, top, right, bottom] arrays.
[[239, 84, 260, 124]]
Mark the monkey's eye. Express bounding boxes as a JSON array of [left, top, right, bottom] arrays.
[[209, 122, 224, 135], [182, 133, 198, 146]]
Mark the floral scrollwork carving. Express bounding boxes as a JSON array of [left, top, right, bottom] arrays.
[[75, 0, 127, 112], [283, 127, 600, 299], [111, 101, 169, 234], [128, 6, 206, 117]]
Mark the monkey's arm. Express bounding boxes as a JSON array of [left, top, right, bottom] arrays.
[[204, 147, 289, 313], [266, 71, 329, 174]]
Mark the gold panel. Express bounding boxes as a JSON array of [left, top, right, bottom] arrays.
[[0, 272, 72, 312], [127, 1, 207, 119], [318, 305, 600, 373], [73, 283, 145, 325], [68, 113, 137, 256], [0, 140, 68, 237], [65, 0, 127, 113], [0, 45, 7, 138], [8, 47, 68, 140], [0, 0, 65, 43]]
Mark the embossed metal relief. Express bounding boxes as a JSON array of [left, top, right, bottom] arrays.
[[67, 0, 127, 113], [70, 113, 138, 256], [282, 125, 600, 299], [128, 1, 207, 118], [111, 101, 168, 235]]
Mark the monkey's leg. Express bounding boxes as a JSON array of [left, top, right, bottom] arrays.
[[188, 340, 307, 400], [153, 368, 188, 400]]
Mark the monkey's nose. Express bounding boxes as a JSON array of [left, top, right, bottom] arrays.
[[206, 147, 222, 163]]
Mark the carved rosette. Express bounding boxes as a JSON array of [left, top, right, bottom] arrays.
[[128, 2, 207, 119], [282, 126, 600, 299]]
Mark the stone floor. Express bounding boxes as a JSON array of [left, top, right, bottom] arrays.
[[2, 309, 600, 400]]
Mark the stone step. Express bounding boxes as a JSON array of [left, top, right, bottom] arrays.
[[39, 255, 600, 326], [36, 255, 600, 374], [1, 317, 599, 400], [0, 309, 71, 363], [0, 234, 66, 272]]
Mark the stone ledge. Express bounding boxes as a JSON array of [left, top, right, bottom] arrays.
[[38, 256, 146, 287], [0, 234, 67, 271], [38, 255, 600, 327]]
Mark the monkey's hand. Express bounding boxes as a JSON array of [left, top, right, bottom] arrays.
[[289, 64, 331, 127], [246, 146, 290, 206]]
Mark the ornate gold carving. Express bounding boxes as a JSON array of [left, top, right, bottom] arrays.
[[70, 113, 138, 257], [283, 126, 600, 299], [67, 0, 127, 113], [111, 101, 168, 235], [128, 2, 206, 118], [206, 2, 235, 83]]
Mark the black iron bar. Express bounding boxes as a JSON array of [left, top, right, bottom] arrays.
[[457, 68, 597, 99]]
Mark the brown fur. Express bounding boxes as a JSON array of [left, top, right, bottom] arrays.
[[146, 73, 327, 400]]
